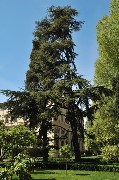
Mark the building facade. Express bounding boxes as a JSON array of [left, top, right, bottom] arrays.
[[0, 107, 84, 153]]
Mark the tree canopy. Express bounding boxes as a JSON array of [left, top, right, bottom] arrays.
[[86, 0, 119, 160], [94, 0, 119, 87]]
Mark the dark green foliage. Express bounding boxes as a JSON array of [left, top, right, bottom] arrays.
[[25, 6, 85, 163], [0, 90, 39, 129]]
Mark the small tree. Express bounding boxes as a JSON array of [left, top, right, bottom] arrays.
[[0, 154, 32, 180], [101, 145, 119, 162], [14, 153, 32, 180], [59, 144, 73, 158], [1, 124, 36, 160]]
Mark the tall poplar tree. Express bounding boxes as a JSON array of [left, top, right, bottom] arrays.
[[91, 0, 119, 160], [95, 0, 119, 86]]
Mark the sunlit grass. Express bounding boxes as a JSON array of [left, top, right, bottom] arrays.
[[31, 170, 119, 180]]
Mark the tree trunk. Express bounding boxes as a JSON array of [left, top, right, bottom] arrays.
[[43, 131, 48, 163], [42, 122, 49, 163], [69, 114, 81, 162], [71, 126, 81, 162]]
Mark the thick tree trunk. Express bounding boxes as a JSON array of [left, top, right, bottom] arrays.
[[42, 132, 49, 163], [72, 130, 81, 162], [41, 122, 49, 163], [69, 112, 81, 162], [71, 124, 81, 162]]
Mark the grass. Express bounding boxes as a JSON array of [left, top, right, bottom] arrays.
[[31, 170, 119, 180]]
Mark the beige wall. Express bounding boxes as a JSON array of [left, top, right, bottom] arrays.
[[0, 107, 84, 152], [0, 108, 24, 127]]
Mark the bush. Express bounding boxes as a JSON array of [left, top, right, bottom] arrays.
[[0, 168, 13, 180], [0, 154, 33, 180], [101, 145, 119, 162], [14, 154, 32, 180], [59, 145, 73, 158], [49, 149, 59, 158]]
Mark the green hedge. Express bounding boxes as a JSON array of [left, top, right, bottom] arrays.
[[33, 162, 119, 172], [48, 157, 101, 163], [48, 157, 74, 162]]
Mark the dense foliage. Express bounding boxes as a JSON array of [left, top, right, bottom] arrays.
[[25, 6, 109, 162], [0, 123, 35, 160], [86, 0, 119, 161]]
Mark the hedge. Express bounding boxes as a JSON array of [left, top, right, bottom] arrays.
[[33, 162, 119, 172]]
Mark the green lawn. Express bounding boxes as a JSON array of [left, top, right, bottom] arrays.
[[31, 170, 119, 180]]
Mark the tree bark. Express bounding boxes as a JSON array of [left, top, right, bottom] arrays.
[[71, 123, 81, 162], [69, 109, 81, 162], [41, 121, 49, 163]]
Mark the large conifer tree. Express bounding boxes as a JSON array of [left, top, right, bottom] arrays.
[[25, 6, 108, 162], [1, 6, 109, 163], [25, 6, 85, 162]]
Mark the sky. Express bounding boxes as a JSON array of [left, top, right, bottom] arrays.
[[0, 0, 111, 102]]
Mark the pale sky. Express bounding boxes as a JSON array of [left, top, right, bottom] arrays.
[[0, 0, 111, 102]]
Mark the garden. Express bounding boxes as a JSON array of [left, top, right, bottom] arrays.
[[0, 0, 119, 179]]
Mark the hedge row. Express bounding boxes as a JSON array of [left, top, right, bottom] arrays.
[[48, 157, 101, 164], [1, 160, 119, 172], [33, 162, 119, 172]]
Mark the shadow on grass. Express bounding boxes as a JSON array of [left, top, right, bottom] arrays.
[[33, 179, 55, 180], [32, 171, 56, 175], [75, 173, 90, 176]]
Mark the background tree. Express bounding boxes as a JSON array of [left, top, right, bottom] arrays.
[[94, 0, 119, 87], [0, 120, 6, 160], [86, 0, 119, 160]]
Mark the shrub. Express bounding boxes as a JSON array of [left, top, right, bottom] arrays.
[[101, 145, 119, 162], [14, 153, 32, 180], [49, 148, 59, 158], [59, 145, 73, 158], [0, 168, 12, 180]]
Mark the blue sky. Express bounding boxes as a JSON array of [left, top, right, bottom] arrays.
[[0, 0, 110, 102]]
